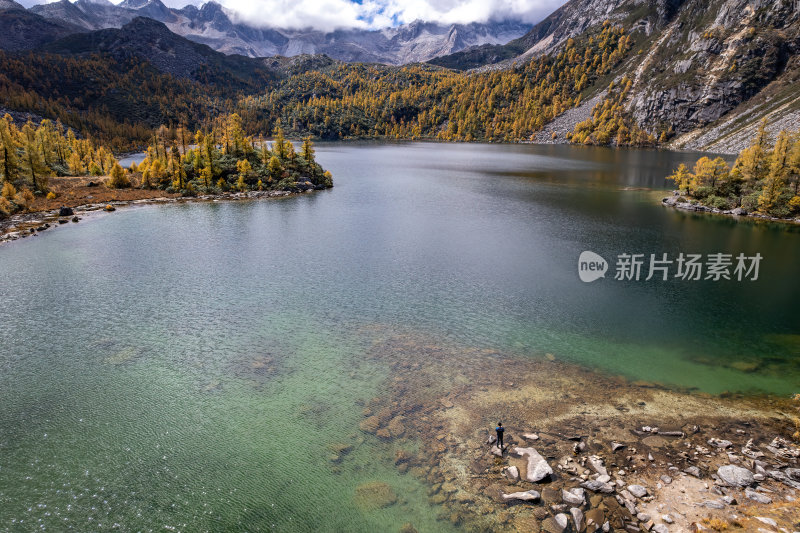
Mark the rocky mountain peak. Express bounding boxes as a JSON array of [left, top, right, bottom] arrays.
[[8, 0, 529, 64], [0, 0, 25, 10]]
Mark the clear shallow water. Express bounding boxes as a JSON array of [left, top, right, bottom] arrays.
[[1, 142, 799, 531]]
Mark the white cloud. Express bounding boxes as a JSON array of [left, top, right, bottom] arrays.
[[25, 0, 569, 31], [222, 0, 568, 30], [224, 0, 372, 31]]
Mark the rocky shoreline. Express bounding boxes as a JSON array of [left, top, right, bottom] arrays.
[[662, 193, 800, 225], [0, 189, 319, 245], [346, 330, 800, 533]]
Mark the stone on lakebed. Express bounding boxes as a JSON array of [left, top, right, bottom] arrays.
[[717, 465, 754, 487], [353, 481, 398, 510], [513, 446, 553, 482]]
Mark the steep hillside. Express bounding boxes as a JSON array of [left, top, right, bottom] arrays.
[[40, 17, 275, 86], [430, 0, 665, 70], [0, 4, 83, 51], [0, 18, 278, 150], [432, 0, 800, 153], [627, 0, 800, 152]]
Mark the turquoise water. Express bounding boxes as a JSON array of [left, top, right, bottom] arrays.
[[1, 142, 799, 531]]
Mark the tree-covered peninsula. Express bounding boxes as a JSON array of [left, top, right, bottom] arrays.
[[664, 122, 800, 220], [134, 113, 332, 195], [0, 112, 332, 222]]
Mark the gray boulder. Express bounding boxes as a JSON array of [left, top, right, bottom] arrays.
[[717, 465, 754, 487], [581, 479, 615, 493], [744, 489, 772, 504]]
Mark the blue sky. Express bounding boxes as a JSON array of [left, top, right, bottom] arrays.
[[25, 0, 569, 31]]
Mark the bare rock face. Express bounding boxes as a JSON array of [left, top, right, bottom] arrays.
[[437, 0, 800, 151], [624, 0, 799, 143], [514, 446, 554, 482]]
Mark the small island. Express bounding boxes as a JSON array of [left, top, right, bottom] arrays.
[[0, 113, 333, 242], [662, 121, 800, 222]]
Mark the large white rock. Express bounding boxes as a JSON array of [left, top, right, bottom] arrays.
[[514, 446, 553, 482]]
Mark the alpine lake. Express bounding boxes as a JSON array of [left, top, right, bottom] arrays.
[[1, 142, 799, 532]]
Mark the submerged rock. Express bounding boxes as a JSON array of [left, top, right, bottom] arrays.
[[588, 455, 608, 476], [585, 508, 605, 532], [562, 488, 585, 505], [104, 346, 141, 365], [504, 466, 520, 482], [542, 513, 569, 533], [353, 481, 397, 510], [386, 416, 406, 438], [359, 415, 381, 434], [514, 446, 553, 482]]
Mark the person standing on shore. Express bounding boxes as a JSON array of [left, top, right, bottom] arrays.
[[495, 422, 505, 451]]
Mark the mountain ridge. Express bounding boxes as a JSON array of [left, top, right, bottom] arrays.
[[0, 0, 798, 155], [26, 0, 531, 65]]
